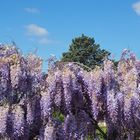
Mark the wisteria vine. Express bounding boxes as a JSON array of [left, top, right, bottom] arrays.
[[1, 44, 140, 140]]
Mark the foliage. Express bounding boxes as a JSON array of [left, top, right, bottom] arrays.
[[1, 44, 140, 140], [52, 111, 65, 122], [61, 34, 111, 69]]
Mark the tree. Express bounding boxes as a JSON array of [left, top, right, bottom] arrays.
[[61, 34, 110, 69]]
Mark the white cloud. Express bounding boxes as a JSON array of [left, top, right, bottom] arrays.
[[25, 24, 59, 45], [132, 1, 140, 16], [25, 8, 40, 14], [26, 24, 49, 37]]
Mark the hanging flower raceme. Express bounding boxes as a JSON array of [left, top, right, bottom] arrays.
[[64, 113, 78, 140], [0, 62, 10, 103], [11, 104, 25, 139], [0, 104, 9, 138], [102, 59, 123, 138], [90, 68, 104, 120]]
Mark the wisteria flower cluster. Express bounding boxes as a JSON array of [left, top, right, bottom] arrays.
[[1, 44, 140, 140]]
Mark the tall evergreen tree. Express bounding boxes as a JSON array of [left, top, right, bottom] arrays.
[[61, 34, 110, 69]]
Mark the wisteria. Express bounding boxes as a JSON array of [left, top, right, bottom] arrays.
[[1, 44, 140, 139]]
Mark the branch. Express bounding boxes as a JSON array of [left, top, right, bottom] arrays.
[[85, 109, 107, 140], [72, 62, 92, 71]]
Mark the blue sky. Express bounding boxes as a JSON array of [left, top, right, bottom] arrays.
[[0, 0, 140, 70]]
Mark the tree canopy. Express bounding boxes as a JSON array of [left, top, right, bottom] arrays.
[[61, 34, 110, 69]]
